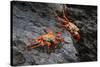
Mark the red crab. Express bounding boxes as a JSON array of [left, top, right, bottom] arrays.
[[55, 7, 80, 42], [27, 31, 68, 51]]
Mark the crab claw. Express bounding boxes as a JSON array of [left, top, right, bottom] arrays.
[[73, 33, 80, 42]]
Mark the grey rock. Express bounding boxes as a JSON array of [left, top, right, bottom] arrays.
[[12, 47, 25, 66], [11, 1, 97, 66]]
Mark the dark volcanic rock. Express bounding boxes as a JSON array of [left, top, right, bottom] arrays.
[[11, 1, 97, 66], [12, 47, 25, 66], [67, 4, 97, 61]]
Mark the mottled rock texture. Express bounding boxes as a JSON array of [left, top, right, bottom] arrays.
[[11, 1, 97, 66]]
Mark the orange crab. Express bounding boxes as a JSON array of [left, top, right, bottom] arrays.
[[55, 6, 80, 42], [27, 31, 67, 51]]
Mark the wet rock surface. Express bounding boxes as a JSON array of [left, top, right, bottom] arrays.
[[11, 1, 97, 66]]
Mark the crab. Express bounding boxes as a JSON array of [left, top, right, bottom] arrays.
[[27, 31, 68, 53], [55, 5, 80, 42]]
